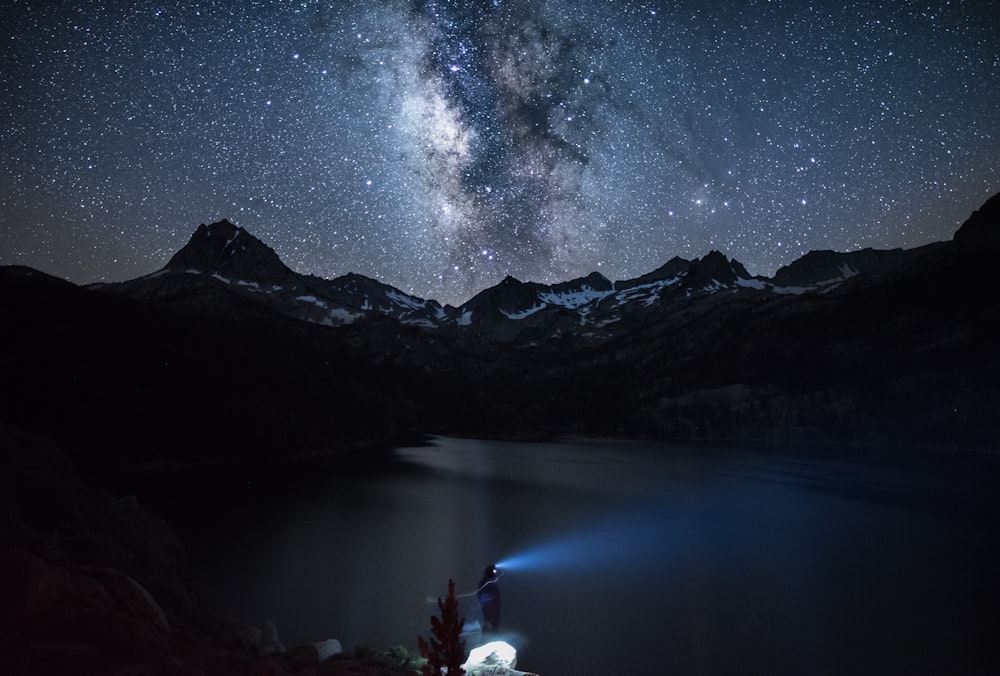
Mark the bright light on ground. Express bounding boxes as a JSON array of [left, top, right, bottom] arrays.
[[464, 640, 517, 668]]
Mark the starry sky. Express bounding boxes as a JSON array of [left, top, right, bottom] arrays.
[[2, 0, 998, 305]]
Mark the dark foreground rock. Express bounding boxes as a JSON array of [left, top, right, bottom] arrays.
[[0, 423, 414, 676]]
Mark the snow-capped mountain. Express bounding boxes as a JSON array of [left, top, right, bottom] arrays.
[[91, 203, 972, 343]]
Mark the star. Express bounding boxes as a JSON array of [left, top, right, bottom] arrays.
[[0, 0, 997, 306]]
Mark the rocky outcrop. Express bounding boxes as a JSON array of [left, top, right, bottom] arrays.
[[0, 424, 191, 674], [0, 424, 413, 675]]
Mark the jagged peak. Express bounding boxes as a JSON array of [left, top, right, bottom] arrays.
[[685, 250, 749, 286], [581, 270, 612, 286], [460, 274, 538, 314], [165, 220, 291, 283], [202, 218, 239, 238]]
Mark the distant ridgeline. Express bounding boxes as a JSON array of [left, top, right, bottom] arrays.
[[2, 192, 999, 470]]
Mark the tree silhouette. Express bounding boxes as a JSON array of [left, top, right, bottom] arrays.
[[418, 579, 466, 676]]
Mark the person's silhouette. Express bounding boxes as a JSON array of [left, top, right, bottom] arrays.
[[477, 564, 501, 632]]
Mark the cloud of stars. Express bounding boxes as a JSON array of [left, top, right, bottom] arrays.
[[1, 0, 998, 305]]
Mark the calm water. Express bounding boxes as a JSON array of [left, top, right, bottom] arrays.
[[147, 438, 999, 675]]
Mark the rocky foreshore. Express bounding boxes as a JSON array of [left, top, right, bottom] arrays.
[[0, 423, 419, 676]]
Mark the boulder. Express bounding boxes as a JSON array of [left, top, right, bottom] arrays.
[[313, 638, 343, 661], [260, 619, 285, 656]]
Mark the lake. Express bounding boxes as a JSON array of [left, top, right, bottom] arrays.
[[145, 437, 999, 675]]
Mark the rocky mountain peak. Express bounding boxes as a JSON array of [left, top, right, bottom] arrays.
[[953, 191, 1000, 250], [580, 270, 614, 289], [547, 270, 613, 296], [617, 256, 692, 290], [165, 220, 291, 283], [685, 250, 748, 287], [461, 274, 538, 315]]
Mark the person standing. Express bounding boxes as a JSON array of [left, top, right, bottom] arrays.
[[477, 564, 501, 632]]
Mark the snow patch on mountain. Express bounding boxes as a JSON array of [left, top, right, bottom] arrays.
[[771, 285, 813, 295], [838, 262, 859, 278], [501, 304, 545, 320], [325, 308, 359, 325], [387, 290, 428, 311], [296, 295, 327, 308], [614, 277, 680, 304], [402, 318, 437, 328], [538, 286, 613, 309], [809, 263, 860, 288]]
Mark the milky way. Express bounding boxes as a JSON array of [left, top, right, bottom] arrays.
[[2, 1, 998, 305]]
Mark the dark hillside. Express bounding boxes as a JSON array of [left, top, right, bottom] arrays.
[[0, 267, 418, 477]]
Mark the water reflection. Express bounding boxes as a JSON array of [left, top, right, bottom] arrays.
[[153, 437, 999, 675]]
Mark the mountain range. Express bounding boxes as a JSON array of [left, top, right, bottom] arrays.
[[2, 192, 999, 472], [89, 217, 946, 343]]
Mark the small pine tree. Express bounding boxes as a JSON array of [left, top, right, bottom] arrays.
[[417, 579, 466, 676]]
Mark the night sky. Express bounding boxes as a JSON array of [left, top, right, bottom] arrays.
[[2, 1, 998, 305]]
